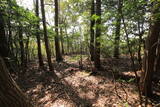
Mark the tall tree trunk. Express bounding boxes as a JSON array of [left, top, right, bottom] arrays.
[[114, 0, 122, 58], [137, 20, 144, 69], [25, 35, 30, 65], [54, 0, 63, 62], [58, 0, 64, 55], [65, 24, 70, 54], [7, 0, 13, 54], [90, 0, 95, 61], [140, 2, 160, 97], [0, 12, 9, 58], [0, 10, 15, 72], [35, 0, 44, 67], [0, 11, 33, 106], [0, 56, 33, 107], [94, 0, 101, 69], [7, 17, 13, 54], [60, 27, 65, 55], [18, 26, 25, 68], [40, 0, 53, 71]]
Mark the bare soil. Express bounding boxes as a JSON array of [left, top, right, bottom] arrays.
[[15, 55, 160, 107]]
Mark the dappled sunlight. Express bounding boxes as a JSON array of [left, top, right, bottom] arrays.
[[38, 93, 52, 104], [50, 99, 75, 107], [14, 55, 159, 106], [1, 0, 160, 106]]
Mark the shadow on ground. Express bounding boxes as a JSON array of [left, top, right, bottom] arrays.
[[14, 56, 160, 107]]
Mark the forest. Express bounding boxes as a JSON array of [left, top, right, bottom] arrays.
[[0, 0, 160, 106]]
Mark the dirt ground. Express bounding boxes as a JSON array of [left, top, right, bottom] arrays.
[[15, 55, 160, 107]]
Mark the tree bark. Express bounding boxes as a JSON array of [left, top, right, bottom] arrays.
[[60, 27, 65, 55], [18, 25, 25, 68], [7, 0, 13, 54], [0, 12, 9, 58], [137, 21, 144, 69], [94, 0, 101, 69], [0, 56, 33, 107], [65, 24, 70, 54], [54, 0, 63, 62], [58, 0, 65, 55], [40, 0, 53, 71], [140, 2, 160, 97], [25, 35, 30, 65], [0, 10, 33, 106], [35, 0, 44, 67], [114, 0, 122, 58], [90, 0, 95, 61]]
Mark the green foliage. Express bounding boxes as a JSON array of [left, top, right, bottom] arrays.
[[123, 102, 129, 107], [128, 78, 135, 83], [1, 0, 153, 65], [117, 78, 126, 83], [91, 14, 100, 21]]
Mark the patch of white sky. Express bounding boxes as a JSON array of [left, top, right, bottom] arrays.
[[16, 0, 55, 26], [16, 0, 34, 10]]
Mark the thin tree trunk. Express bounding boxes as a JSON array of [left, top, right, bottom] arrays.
[[65, 24, 69, 54], [54, 0, 63, 62], [14, 41, 20, 67], [60, 27, 65, 55], [25, 36, 30, 66], [8, 18, 13, 54], [121, 12, 143, 105], [7, 0, 13, 54], [40, 0, 53, 71], [18, 25, 25, 68], [137, 20, 144, 69], [90, 0, 95, 61], [58, 0, 64, 55], [0, 12, 9, 58], [114, 0, 122, 58], [35, 0, 44, 67], [94, 0, 101, 69]]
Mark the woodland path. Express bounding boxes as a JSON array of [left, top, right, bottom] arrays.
[[15, 55, 160, 107]]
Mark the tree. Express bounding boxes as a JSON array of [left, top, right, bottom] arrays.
[[59, 0, 65, 55], [0, 10, 33, 106], [0, 12, 9, 59], [54, 0, 63, 62], [94, 0, 101, 69], [90, 0, 95, 61], [18, 25, 25, 68], [7, 0, 13, 54], [40, 0, 53, 71], [35, 0, 44, 67], [140, 1, 160, 97], [60, 26, 65, 55], [0, 56, 33, 107], [114, 0, 122, 58]]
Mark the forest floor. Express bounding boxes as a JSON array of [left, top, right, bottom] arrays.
[[15, 55, 160, 107]]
